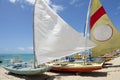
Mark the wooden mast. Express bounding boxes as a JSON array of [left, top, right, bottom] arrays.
[[33, 0, 37, 68], [84, 0, 93, 65]]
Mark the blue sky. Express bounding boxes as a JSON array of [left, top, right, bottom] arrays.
[[0, 0, 120, 53]]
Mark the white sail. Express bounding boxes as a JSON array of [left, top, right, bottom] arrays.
[[34, 0, 96, 64]]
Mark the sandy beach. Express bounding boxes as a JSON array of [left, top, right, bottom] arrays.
[[0, 56, 120, 80]]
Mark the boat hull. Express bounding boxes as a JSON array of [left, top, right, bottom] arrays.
[[47, 58, 105, 72], [2, 66, 50, 75], [50, 64, 102, 72]]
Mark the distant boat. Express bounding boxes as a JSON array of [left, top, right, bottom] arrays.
[[47, 0, 106, 72], [0, 57, 3, 63], [0, 60, 2, 63]]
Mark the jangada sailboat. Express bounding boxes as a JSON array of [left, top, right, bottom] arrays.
[[2, 0, 100, 75], [46, 0, 106, 72], [48, 0, 120, 72]]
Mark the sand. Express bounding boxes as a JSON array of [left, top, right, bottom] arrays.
[[0, 56, 120, 80]]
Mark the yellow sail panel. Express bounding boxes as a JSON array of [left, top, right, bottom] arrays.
[[90, 0, 102, 16], [90, 0, 120, 57]]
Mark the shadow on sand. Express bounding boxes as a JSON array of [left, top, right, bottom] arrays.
[[7, 72, 55, 80], [7, 71, 107, 80], [103, 64, 120, 72], [51, 71, 107, 77], [78, 72, 107, 77], [104, 64, 120, 68]]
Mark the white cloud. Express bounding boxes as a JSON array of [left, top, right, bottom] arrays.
[[70, 0, 76, 5], [8, 0, 35, 5], [27, 47, 33, 50], [51, 4, 64, 13], [26, 0, 35, 5], [9, 0, 16, 3], [117, 6, 120, 10], [0, 48, 9, 52], [70, 0, 79, 5], [75, 3, 84, 8], [15, 47, 33, 53], [0, 47, 33, 53], [20, 5, 25, 9], [17, 47, 33, 51], [8, 0, 64, 12], [18, 47, 25, 51], [45, 0, 64, 13], [8, 0, 35, 10], [70, 0, 84, 8], [114, 6, 120, 15]]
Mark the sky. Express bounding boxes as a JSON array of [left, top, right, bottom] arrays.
[[0, 0, 120, 54]]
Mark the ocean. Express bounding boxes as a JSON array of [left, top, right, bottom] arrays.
[[0, 53, 34, 66]]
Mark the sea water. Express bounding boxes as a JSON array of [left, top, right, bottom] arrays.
[[0, 53, 34, 66]]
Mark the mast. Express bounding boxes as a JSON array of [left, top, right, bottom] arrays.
[[85, 0, 92, 37], [33, 0, 37, 68], [84, 0, 93, 64]]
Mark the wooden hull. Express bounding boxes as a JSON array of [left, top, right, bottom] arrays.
[[50, 64, 102, 72], [2, 65, 50, 75], [47, 58, 105, 72]]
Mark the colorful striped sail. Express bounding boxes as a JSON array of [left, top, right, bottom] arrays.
[[90, 0, 120, 57]]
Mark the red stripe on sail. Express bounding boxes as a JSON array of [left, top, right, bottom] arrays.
[[90, 6, 106, 29]]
